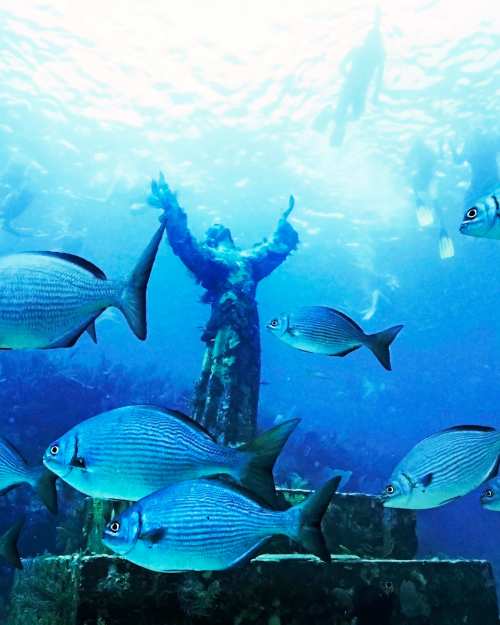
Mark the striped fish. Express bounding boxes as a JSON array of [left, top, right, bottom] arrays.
[[0, 223, 164, 349], [460, 187, 500, 239], [266, 306, 403, 370], [382, 425, 500, 510], [480, 477, 500, 511], [102, 476, 341, 572], [43, 405, 299, 506], [0, 436, 57, 514]]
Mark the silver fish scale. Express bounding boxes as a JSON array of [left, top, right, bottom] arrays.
[[63, 406, 239, 500], [131, 480, 292, 571], [0, 255, 119, 347], [290, 308, 363, 345], [396, 429, 500, 489]]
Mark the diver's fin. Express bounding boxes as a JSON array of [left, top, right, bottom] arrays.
[[295, 476, 341, 562], [119, 224, 165, 340], [332, 345, 362, 357], [0, 517, 24, 569], [365, 324, 403, 371], [438, 228, 455, 260], [33, 467, 58, 515], [86, 320, 97, 343], [237, 419, 300, 507]]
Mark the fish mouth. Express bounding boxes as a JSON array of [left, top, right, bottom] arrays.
[[459, 222, 466, 232]]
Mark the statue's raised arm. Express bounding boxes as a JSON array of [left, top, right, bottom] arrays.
[[148, 173, 217, 284], [249, 195, 299, 281]]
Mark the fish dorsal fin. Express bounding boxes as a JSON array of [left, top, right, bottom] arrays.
[[441, 425, 496, 433], [24, 252, 107, 280], [202, 477, 277, 510], [134, 405, 217, 443], [315, 306, 364, 333]]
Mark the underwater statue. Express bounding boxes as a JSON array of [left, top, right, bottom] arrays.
[[149, 174, 299, 443]]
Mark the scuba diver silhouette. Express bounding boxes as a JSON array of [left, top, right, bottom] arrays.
[[406, 138, 454, 260], [314, 8, 385, 146], [0, 161, 35, 236], [148, 173, 299, 443], [451, 128, 500, 209]]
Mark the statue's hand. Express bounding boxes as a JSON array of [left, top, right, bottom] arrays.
[[283, 195, 295, 220], [147, 172, 180, 217]]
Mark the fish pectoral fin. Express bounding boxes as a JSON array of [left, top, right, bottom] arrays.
[[140, 528, 166, 545], [287, 328, 301, 337], [70, 456, 86, 469], [421, 473, 433, 488], [440, 496, 461, 506], [45, 316, 101, 350], [331, 345, 362, 358], [86, 320, 98, 344]]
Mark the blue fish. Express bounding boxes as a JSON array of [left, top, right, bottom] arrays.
[[103, 476, 341, 572], [44, 405, 298, 506]]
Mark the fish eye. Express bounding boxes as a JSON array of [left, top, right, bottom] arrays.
[[108, 521, 120, 533], [385, 484, 395, 495], [50, 445, 59, 456], [485, 488, 494, 498], [270, 319, 279, 328], [466, 207, 478, 220]]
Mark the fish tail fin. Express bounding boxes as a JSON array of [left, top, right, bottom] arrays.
[[119, 224, 165, 340], [0, 517, 24, 569], [31, 467, 58, 515], [237, 419, 300, 506], [365, 324, 403, 371], [293, 476, 341, 562]]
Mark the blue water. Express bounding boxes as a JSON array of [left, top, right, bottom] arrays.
[[0, 0, 499, 616]]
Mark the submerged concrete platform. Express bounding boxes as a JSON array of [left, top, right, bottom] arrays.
[[6, 553, 499, 625]]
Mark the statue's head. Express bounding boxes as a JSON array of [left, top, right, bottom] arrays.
[[205, 224, 235, 249]]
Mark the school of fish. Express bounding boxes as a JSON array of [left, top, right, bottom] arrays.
[[0, 173, 497, 574]]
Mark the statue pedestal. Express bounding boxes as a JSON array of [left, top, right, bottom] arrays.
[[4, 490, 498, 624], [7, 553, 498, 625]]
